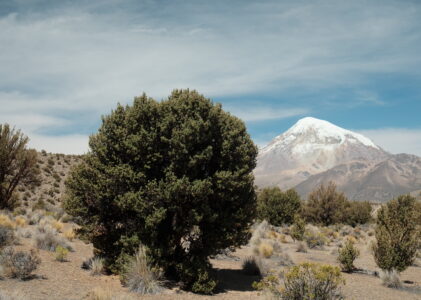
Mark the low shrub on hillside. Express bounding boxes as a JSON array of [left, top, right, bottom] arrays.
[[33, 224, 72, 252], [90, 257, 105, 276], [55, 245, 69, 262], [0, 226, 15, 249], [290, 214, 306, 241], [337, 240, 359, 272], [253, 263, 345, 300], [304, 230, 327, 249], [0, 247, 41, 280]]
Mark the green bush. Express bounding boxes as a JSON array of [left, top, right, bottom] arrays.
[[55, 245, 69, 262], [373, 194, 420, 272], [290, 214, 306, 241], [343, 201, 372, 226], [253, 263, 345, 300], [257, 187, 301, 226], [337, 240, 359, 272], [303, 182, 372, 226], [302, 182, 348, 226], [64, 89, 258, 293]]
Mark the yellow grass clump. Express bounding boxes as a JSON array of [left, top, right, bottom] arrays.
[[0, 214, 15, 228], [279, 234, 288, 243], [345, 235, 358, 244], [267, 230, 279, 239], [15, 216, 27, 227], [51, 220, 64, 232], [259, 242, 274, 258], [64, 228, 76, 241]]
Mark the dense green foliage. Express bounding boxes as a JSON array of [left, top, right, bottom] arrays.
[[303, 182, 372, 226], [256, 187, 301, 226], [373, 194, 420, 272], [0, 124, 39, 209], [337, 240, 359, 272], [64, 89, 258, 293]]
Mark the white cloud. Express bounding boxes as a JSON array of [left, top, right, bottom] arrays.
[[28, 133, 89, 155], [1, 1, 421, 153], [225, 106, 308, 122], [358, 128, 421, 156]]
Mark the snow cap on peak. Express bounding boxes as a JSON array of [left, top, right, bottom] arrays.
[[287, 116, 379, 149]]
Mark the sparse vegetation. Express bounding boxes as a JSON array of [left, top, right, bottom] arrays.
[[64, 90, 257, 293], [253, 263, 344, 300], [0, 247, 40, 280], [55, 245, 69, 262]]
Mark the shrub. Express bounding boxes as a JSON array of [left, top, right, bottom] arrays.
[[0, 226, 15, 249], [64, 90, 257, 293], [343, 201, 372, 226], [90, 257, 105, 276], [258, 243, 273, 258], [51, 220, 64, 232], [379, 269, 402, 289], [242, 256, 265, 276], [337, 240, 359, 272], [296, 241, 308, 253], [256, 187, 301, 226], [55, 245, 69, 262], [253, 263, 344, 300], [122, 246, 162, 294], [302, 182, 348, 226], [281, 263, 344, 300], [373, 194, 419, 272], [290, 214, 306, 241], [0, 247, 41, 280], [304, 230, 327, 249], [33, 225, 72, 252]]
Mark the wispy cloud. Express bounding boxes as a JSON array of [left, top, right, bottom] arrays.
[[358, 128, 421, 156], [0, 0, 421, 153]]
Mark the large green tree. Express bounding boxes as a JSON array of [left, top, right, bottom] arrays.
[[0, 124, 39, 209], [64, 89, 258, 293]]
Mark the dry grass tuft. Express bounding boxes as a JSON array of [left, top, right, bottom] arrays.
[[259, 243, 274, 258], [63, 228, 76, 241], [380, 270, 402, 289], [51, 220, 64, 232], [14, 216, 26, 227], [123, 245, 163, 294], [90, 257, 104, 276], [296, 241, 308, 253]]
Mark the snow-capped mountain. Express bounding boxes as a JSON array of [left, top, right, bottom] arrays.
[[254, 117, 421, 202], [254, 117, 389, 188]]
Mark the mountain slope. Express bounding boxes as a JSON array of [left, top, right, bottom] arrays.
[[254, 117, 389, 188], [254, 117, 421, 202]]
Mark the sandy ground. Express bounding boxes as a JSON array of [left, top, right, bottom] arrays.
[[1, 225, 420, 300]]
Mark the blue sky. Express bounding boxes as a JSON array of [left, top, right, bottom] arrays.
[[1, 0, 421, 155]]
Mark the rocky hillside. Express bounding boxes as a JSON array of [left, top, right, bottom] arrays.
[[16, 150, 82, 212]]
